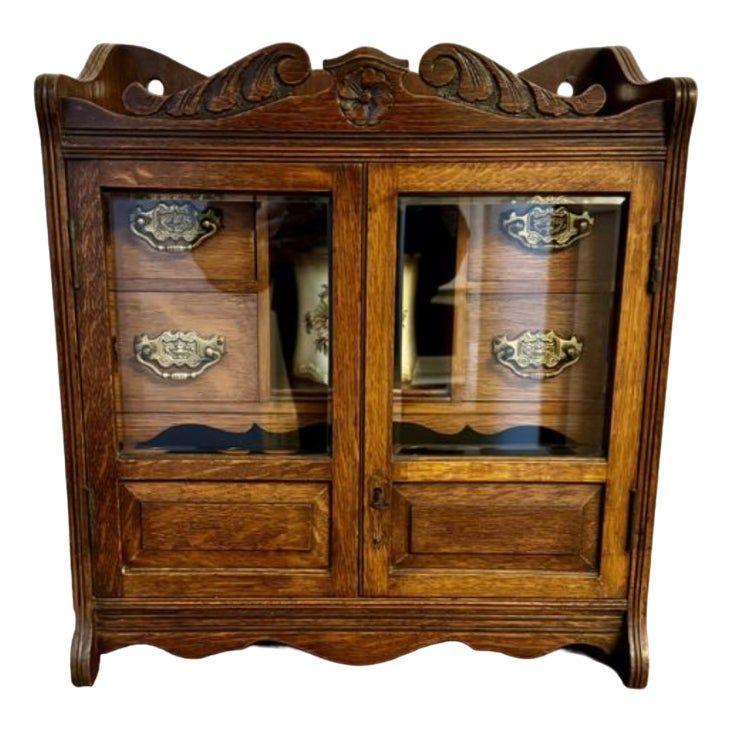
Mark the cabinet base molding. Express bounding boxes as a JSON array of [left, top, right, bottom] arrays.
[[77, 598, 646, 687]]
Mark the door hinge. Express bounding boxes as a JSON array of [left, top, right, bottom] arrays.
[[626, 486, 638, 552], [647, 222, 663, 294], [85, 487, 96, 556], [69, 219, 80, 290]]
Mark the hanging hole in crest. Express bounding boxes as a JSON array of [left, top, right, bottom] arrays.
[[557, 81, 574, 97], [146, 78, 165, 95]]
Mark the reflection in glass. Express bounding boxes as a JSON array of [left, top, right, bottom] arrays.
[[393, 195, 626, 457], [106, 192, 332, 455]]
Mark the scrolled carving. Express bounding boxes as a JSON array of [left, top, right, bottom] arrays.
[[130, 202, 221, 252], [493, 330, 583, 379], [501, 200, 594, 251], [122, 44, 311, 117], [336, 66, 394, 126], [419, 44, 606, 117]]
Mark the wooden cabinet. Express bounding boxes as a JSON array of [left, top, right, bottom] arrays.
[[35, 43, 696, 687]]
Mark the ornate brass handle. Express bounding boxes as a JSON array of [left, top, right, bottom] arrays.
[[501, 197, 594, 252], [134, 330, 225, 380], [492, 330, 583, 379], [130, 202, 221, 252]]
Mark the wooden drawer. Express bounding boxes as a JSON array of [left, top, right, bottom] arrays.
[[120, 481, 329, 571], [464, 200, 623, 293], [391, 483, 602, 573], [116, 291, 259, 412], [462, 292, 615, 403], [108, 196, 257, 291]]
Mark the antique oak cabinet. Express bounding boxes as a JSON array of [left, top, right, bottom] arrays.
[[35, 43, 695, 687]]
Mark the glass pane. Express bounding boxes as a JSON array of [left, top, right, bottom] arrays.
[[106, 192, 332, 454], [393, 194, 626, 457]]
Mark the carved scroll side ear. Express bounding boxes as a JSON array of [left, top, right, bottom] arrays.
[[419, 44, 606, 117], [122, 43, 311, 117]]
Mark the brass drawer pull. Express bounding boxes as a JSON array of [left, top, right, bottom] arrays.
[[501, 198, 594, 251], [492, 329, 582, 379], [134, 330, 225, 380], [130, 201, 221, 252]]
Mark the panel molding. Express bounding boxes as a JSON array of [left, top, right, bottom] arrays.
[[391, 483, 602, 574], [120, 482, 328, 571]]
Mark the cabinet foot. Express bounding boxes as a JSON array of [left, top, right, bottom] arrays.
[[609, 613, 649, 689], [70, 617, 99, 687]]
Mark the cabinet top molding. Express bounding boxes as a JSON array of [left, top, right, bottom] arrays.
[[36, 43, 695, 135]]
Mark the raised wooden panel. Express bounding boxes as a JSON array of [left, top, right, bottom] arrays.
[[108, 197, 257, 292], [121, 482, 329, 571], [392, 483, 602, 573], [141, 504, 312, 552], [116, 291, 259, 412]]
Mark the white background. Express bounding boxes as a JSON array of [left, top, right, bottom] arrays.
[[1, 0, 730, 730]]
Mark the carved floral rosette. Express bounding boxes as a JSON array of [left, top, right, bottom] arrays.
[[335, 65, 394, 126]]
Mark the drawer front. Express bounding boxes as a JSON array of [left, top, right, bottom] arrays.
[[116, 291, 259, 411], [466, 198, 623, 292], [120, 481, 329, 572], [109, 195, 257, 291], [391, 483, 602, 574], [465, 292, 614, 404]]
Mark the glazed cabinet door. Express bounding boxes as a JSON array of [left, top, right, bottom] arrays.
[[68, 161, 362, 598], [363, 161, 661, 597]]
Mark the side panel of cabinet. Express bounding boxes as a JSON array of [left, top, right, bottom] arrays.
[[68, 161, 363, 598], [363, 161, 662, 598]]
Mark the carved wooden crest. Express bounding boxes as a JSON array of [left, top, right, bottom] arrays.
[[45, 43, 686, 134], [118, 44, 606, 125]]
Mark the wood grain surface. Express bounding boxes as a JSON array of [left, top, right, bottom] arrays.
[[35, 44, 695, 687]]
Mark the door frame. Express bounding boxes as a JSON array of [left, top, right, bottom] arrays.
[[67, 160, 364, 598], [362, 161, 662, 597]]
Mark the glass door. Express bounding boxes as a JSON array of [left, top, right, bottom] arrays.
[[68, 161, 363, 598], [363, 162, 661, 597]]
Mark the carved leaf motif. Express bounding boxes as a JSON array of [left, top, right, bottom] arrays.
[[419, 44, 606, 118], [122, 44, 311, 117]]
